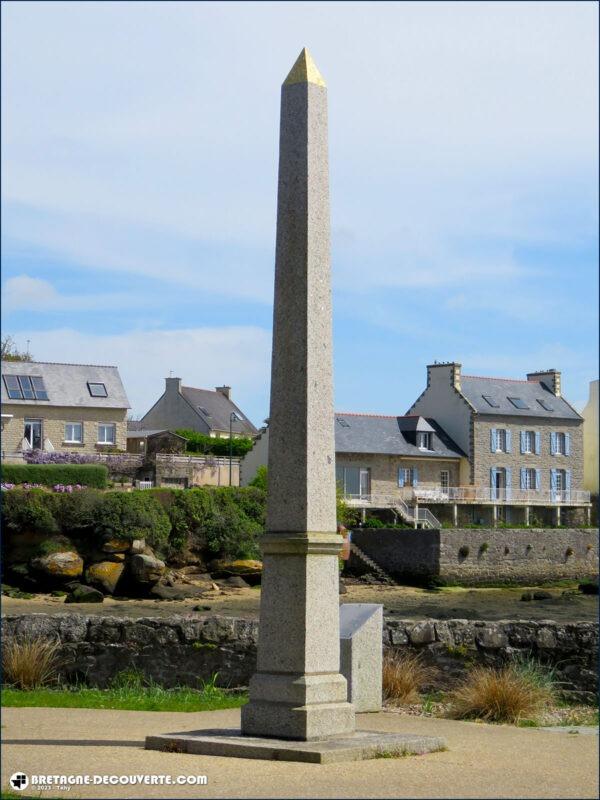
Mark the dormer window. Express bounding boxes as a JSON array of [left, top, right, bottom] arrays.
[[417, 432, 432, 450]]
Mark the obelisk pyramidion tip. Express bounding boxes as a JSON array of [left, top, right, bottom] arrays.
[[283, 47, 326, 87]]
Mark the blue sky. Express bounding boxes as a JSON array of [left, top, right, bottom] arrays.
[[2, 1, 598, 423]]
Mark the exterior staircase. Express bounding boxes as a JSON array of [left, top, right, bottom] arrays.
[[390, 497, 440, 529], [349, 542, 395, 584]]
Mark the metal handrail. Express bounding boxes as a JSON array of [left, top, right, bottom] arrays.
[[344, 487, 591, 506]]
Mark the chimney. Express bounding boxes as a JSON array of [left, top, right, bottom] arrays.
[[527, 370, 561, 397], [426, 362, 462, 392], [166, 377, 182, 394], [216, 385, 231, 400]]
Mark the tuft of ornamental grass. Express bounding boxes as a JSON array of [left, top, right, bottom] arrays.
[[446, 659, 555, 724], [382, 651, 436, 705], [2, 635, 62, 689]]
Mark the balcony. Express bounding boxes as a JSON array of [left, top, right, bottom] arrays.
[[344, 486, 591, 508]]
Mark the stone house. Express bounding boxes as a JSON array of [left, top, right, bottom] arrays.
[[139, 377, 257, 439], [1, 360, 129, 458], [407, 362, 590, 525]]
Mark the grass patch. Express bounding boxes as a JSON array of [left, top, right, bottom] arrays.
[[382, 651, 436, 705], [2, 670, 247, 713], [446, 659, 555, 724]]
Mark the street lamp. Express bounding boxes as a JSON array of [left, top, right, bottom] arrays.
[[229, 412, 240, 486]]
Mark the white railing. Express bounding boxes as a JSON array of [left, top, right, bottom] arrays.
[[155, 454, 241, 468], [345, 487, 591, 507], [135, 480, 154, 490], [345, 493, 441, 529]]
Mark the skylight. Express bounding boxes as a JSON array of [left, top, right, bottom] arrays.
[[507, 397, 529, 410], [336, 417, 350, 428], [537, 398, 554, 412], [87, 382, 108, 397], [482, 395, 500, 408], [3, 375, 49, 401], [198, 406, 211, 416]]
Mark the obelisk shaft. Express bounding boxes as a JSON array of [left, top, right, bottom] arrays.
[[241, 49, 355, 741]]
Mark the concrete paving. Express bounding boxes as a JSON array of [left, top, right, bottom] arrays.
[[2, 707, 598, 798]]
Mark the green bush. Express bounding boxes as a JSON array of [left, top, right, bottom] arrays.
[[249, 465, 268, 492], [175, 429, 254, 457], [1, 489, 60, 535], [93, 491, 171, 553], [2, 463, 108, 489]]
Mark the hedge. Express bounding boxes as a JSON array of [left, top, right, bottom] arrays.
[[1, 463, 108, 489], [175, 429, 254, 458]]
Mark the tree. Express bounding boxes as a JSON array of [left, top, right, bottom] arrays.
[[1, 335, 32, 362]]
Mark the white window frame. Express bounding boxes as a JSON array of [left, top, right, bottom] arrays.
[[64, 422, 83, 444], [555, 432, 566, 455], [417, 432, 432, 450], [440, 470, 449, 491], [24, 418, 43, 449], [523, 431, 534, 454], [523, 468, 536, 490], [97, 423, 116, 445], [495, 429, 507, 452]]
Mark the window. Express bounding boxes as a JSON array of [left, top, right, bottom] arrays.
[[24, 419, 42, 450], [492, 428, 510, 452], [555, 432, 566, 455], [417, 432, 432, 450], [521, 468, 538, 490], [551, 431, 569, 456], [522, 430, 535, 453], [440, 470, 449, 491], [198, 406, 211, 416], [398, 468, 418, 487], [336, 465, 370, 498], [537, 398, 554, 412], [64, 423, 83, 443], [88, 382, 108, 398], [482, 394, 500, 408], [97, 423, 116, 444], [3, 374, 48, 400], [336, 417, 350, 428], [507, 397, 529, 409]]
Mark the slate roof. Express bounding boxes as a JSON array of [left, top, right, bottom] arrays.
[[460, 376, 582, 420], [1, 360, 130, 410], [126, 429, 187, 440], [334, 413, 465, 458], [180, 386, 258, 435]]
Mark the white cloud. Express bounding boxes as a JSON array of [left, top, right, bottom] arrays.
[[11, 325, 272, 423], [2, 274, 132, 312]]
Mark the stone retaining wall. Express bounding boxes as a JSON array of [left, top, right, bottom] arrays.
[[2, 613, 597, 698], [348, 528, 598, 585]]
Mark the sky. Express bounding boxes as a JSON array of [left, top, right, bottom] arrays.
[[2, 1, 598, 424]]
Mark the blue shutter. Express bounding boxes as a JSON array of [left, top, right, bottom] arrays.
[[565, 433, 570, 456], [412, 468, 419, 487], [550, 469, 557, 490], [520, 468, 526, 490], [565, 469, 571, 492], [535, 469, 541, 490], [550, 432, 557, 455], [505, 467, 512, 500], [534, 431, 541, 455], [490, 468, 496, 500], [398, 468, 405, 487], [490, 428, 497, 452], [506, 430, 512, 453], [520, 431, 526, 454]]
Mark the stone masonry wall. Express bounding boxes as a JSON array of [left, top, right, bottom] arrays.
[[1, 404, 128, 456], [336, 453, 460, 499], [472, 416, 584, 492], [2, 613, 596, 698], [348, 528, 598, 585]]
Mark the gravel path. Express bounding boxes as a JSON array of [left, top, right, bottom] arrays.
[[2, 707, 598, 798]]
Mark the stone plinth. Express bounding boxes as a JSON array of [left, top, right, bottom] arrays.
[[340, 604, 383, 712]]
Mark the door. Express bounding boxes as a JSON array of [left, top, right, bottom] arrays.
[[359, 468, 371, 500], [24, 419, 42, 450], [440, 470, 449, 497], [491, 468, 505, 500]]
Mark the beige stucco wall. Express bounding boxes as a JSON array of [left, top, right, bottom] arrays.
[[240, 428, 269, 486], [582, 380, 598, 493], [472, 415, 584, 491], [1, 404, 128, 456]]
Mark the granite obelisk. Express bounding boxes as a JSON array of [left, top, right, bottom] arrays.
[[240, 48, 355, 741]]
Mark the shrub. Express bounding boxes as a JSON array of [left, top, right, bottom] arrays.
[[175, 429, 254, 457], [1, 489, 60, 535], [479, 542, 489, 554], [447, 661, 554, 723], [2, 463, 108, 489], [249, 465, 268, 492], [565, 547, 574, 558], [382, 651, 436, 705], [2, 636, 62, 688], [93, 492, 171, 553], [363, 517, 386, 528], [458, 545, 470, 558]]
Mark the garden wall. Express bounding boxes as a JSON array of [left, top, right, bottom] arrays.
[[2, 613, 597, 698], [348, 528, 599, 585]]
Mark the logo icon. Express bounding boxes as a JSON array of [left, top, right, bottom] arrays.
[[10, 773, 29, 791]]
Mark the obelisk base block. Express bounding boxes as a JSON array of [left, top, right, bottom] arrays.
[[240, 532, 355, 741]]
